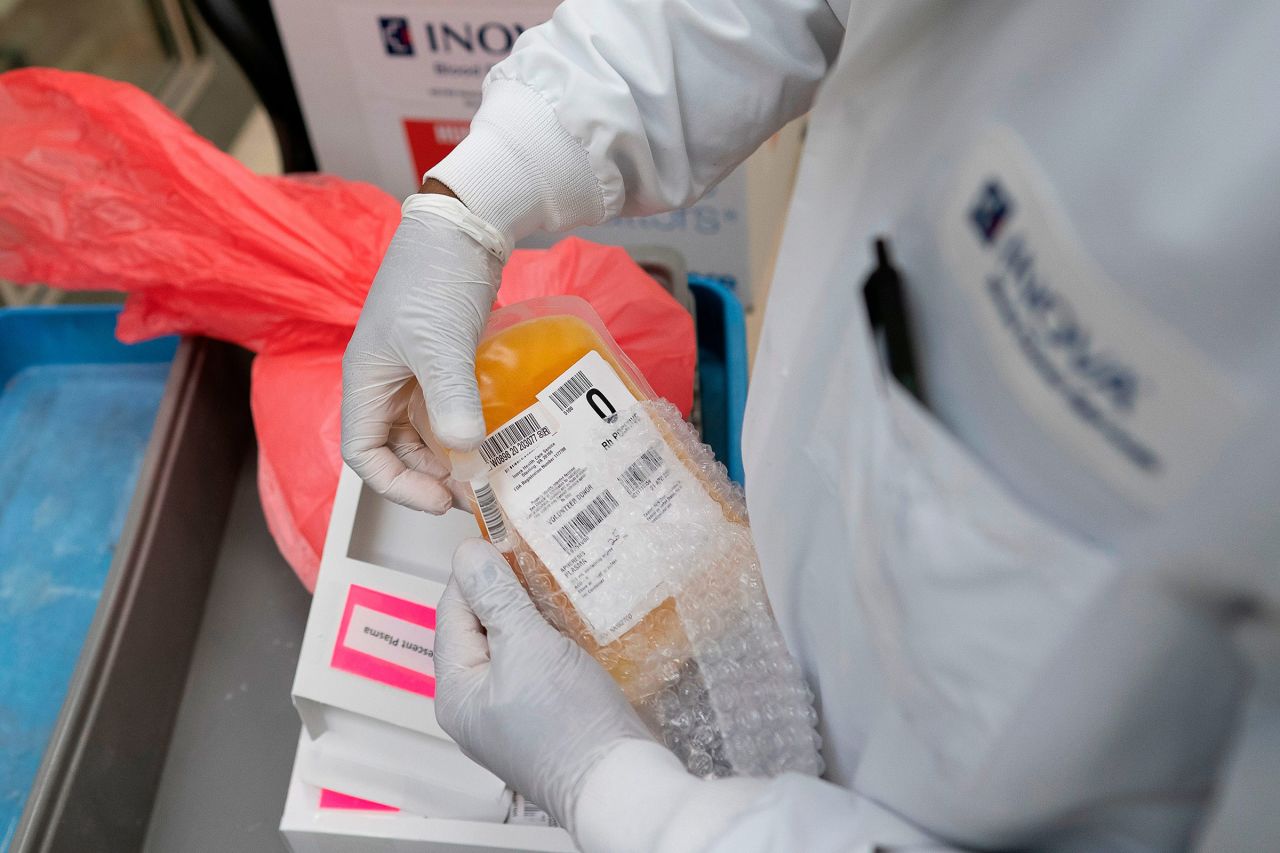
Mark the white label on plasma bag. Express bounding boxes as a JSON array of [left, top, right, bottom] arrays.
[[483, 351, 722, 645]]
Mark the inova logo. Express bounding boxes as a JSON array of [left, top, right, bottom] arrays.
[[970, 179, 1012, 244], [424, 21, 528, 54], [379, 16, 414, 56]]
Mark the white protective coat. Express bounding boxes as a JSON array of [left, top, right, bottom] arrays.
[[427, 2, 1280, 850]]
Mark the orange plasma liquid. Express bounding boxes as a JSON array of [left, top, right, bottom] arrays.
[[470, 313, 722, 701]]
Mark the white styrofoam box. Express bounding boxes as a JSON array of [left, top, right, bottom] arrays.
[[268, 0, 756, 303], [297, 721, 510, 822], [281, 735, 577, 853], [292, 464, 508, 819]]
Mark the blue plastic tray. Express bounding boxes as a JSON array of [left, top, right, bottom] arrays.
[[689, 275, 749, 485], [0, 306, 176, 849]]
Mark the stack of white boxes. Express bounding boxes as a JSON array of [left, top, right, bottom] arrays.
[[284, 465, 576, 852]]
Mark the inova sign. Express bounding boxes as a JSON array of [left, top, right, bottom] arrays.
[[423, 21, 528, 54]]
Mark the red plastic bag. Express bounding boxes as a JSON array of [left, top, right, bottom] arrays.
[[0, 69, 695, 589]]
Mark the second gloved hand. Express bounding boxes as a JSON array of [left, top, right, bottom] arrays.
[[434, 538, 660, 834], [342, 193, 506, 513]]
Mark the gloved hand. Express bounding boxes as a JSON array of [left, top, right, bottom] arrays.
[[438, 539, 794, 853], [341, 191, 508, 513], [434, 538, 657, 832]]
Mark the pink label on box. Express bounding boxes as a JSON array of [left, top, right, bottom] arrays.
[[331, 584, 436, 697], [319, 789, 399, 812]]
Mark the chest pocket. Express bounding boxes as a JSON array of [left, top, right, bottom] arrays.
[[805, 322, 1115, 776]]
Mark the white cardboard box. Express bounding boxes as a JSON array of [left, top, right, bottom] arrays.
[[291, 465, 508, 820], [269, 0, 758, 303], [282, 734, 577, 853]]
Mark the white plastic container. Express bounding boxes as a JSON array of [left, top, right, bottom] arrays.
[[291, 464, 508, 820], [281, 734, 576, 853]]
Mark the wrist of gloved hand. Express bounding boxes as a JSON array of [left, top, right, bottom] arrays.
[[400, 192, 512, 263]]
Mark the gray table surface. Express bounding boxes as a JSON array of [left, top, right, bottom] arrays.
[[143, 452, 309, 853]]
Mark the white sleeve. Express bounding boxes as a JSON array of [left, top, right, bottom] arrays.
[[697, 775, 959, 853], [571, 740, 954, 853], [427, 0, 844, 244]]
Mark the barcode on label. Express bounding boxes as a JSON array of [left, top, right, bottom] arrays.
[[507, 793, 558, 827], [619, 445, 664, 497], [549, 370, 593, 414], [479, 413, 547, 466], [552, 490, 619, 553], [474, 482, 508, 543]]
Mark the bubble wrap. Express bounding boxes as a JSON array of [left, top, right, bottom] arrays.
[[496, 400, 823, 780]]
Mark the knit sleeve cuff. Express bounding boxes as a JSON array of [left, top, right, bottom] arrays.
[[426, 77, 606, 246]]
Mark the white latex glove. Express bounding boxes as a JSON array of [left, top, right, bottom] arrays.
[[437, 540, 783, 853], [437, 540, 874, 853], [342, 193, 508, 513], [434, 539, 658, 831]]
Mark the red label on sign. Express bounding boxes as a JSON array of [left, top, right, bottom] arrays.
[[403, 119, 470, 181]]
